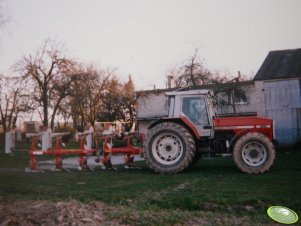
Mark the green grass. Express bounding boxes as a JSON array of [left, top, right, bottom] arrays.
[[0, 150, 300, 225]]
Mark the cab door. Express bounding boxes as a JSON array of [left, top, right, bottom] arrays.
[[181, 95, 212, 137]]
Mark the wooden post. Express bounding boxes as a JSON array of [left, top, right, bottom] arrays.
[[231, 89, 237, 116]]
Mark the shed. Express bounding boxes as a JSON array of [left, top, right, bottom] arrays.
[[254, 48, 301, 146]]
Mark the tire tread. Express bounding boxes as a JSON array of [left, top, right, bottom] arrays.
[[233, 132, 275, 174], [144, 122, 196, 174]]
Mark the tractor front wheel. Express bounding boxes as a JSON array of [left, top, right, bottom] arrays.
[[233, 132, 275, 174], [144, 122, 196, 174]]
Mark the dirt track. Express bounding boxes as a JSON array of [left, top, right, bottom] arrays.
[[0, 199, 282, 226], [0, 200, 123, 226]]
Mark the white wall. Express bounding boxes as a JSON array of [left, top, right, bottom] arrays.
[[255, 81, 266, 117], [259, 79, 301, 146], [137, 91, 169, 119]]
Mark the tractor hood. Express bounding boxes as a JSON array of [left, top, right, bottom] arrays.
[[213, 116, 273, 129], [213, 116, 274, 140]]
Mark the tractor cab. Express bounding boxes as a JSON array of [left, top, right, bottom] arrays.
[[165, 89, 214, 138]]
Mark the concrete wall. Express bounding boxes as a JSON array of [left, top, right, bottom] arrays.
[[137, 91, 169, 119], [137, 91, 170, 135]]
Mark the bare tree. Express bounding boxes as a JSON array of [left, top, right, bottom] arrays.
[[97, 77, 123, 123], [96, 75, 137, 132], [15, 39, 74, 129], [166, 50, 250, 115], [49, 63, 81, 130], [56, 97, 72, 130], [0, 75, 34, 152], [210, 76, 247, 115], [61, 64, 112, 131], [168, 48, 212, 88], [120, 75, 136, 131]]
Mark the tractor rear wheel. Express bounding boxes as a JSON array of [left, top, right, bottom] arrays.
[[144, 122, 196, 174], [233, 132, 275, 174]]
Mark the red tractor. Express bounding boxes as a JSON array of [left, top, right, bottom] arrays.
[[142, 89, 275, 174]]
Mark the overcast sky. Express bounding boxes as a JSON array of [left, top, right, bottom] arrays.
[[0, 0, 301, 90]]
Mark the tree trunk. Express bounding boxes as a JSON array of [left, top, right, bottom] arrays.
[[0, 108, 7, 153], [41, 75, 50, 127], [50, 97, 64, 131], [43, 90, 49, 127]]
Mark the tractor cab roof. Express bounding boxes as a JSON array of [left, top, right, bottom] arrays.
[[165, 89, 211, 96]]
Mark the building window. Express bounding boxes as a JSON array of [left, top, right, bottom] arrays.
[[228, 90, 248, 105]]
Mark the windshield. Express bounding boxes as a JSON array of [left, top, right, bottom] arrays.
[[182, 96, 209, 125]]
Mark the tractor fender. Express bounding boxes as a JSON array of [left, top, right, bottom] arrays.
[[227, 128, 251, 152], [148, 117, 200, 140], [227, 129, 278, 152]]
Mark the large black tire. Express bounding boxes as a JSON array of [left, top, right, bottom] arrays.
[[144, 122, 196, 174], [189, 151, 202, 168], [233, 132, 275, 174]]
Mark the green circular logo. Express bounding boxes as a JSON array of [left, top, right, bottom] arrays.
[[267, 206, 298, 224]]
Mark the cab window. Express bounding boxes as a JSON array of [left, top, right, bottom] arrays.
[[182, 96, 209, 125]]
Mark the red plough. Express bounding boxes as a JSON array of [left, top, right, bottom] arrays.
[[96, 132, 143, 169], [28, 133, 96, 171], [28, 132, 144, 171]]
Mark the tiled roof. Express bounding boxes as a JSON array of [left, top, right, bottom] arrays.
[[253, 48, 301, 81]]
